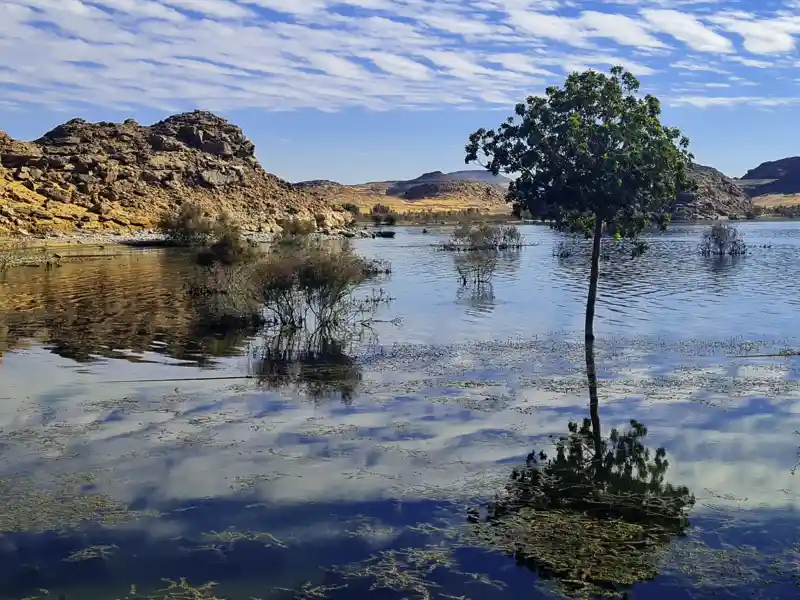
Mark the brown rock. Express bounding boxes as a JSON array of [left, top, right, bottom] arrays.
[[673, 165, 753, 220], [0, 112, 351, 236]]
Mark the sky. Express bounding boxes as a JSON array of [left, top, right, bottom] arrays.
[[1, 1, 800, 184]]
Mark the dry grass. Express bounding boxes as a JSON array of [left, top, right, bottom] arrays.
[[751, 193, 800, 208], [306, 181, 510, 215]]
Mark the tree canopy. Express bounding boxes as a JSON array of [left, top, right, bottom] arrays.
[[465, 66, 695, 240]]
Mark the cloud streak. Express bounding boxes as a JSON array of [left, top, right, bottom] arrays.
[[0, 0, 797, 112]]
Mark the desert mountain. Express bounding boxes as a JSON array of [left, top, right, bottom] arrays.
[[741, 157, 800, 182], [0, 111, 350, 236], [297, 165, 749, 220], [295, 169, 510, 215], [732, 156, 800, 199]]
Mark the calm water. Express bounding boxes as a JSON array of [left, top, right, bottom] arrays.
[[0, 222, 798, 599]]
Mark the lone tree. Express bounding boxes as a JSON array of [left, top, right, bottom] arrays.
[[465, 66, 694, 340]]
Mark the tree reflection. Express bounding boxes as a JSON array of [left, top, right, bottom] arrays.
[[250, 329, 365, 404], [472, 341, 695, 598], [452, 249, 521, 315], [249, 289, 393, 404]]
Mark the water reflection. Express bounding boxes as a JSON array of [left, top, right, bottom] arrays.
[[452, 248, 521, 316], [250, 333, 365, 404], [1, 224, 800, 599], [0, 333, 798, 599], [471, 341, 695, 598], [0, 253, 255, 366]]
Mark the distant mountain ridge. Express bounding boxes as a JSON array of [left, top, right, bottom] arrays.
[[734, 156, 800, 197], [294, 169, 511, 190], [294, 169, 510, 215]]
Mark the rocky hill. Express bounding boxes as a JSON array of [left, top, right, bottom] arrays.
[[0, 111, 350, 236], [673, 164, 753, 220]]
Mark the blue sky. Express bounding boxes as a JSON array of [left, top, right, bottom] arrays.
[[1, 0, 800, 184]]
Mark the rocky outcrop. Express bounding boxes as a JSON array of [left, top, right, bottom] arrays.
[[672, 164, 753, 220], [0, 111, 351, 235]]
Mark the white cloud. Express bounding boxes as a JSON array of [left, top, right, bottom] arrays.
[[642, 9, 735, 53], [710, 14, 798, 54], [0, 0, 796, 112], [160, 0, 256, 19], [363, 52, 432, 80]]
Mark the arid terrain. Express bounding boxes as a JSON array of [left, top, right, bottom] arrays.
[[296, 171, 511, 216], [0, 111, 351, 236], [3, 110, 800, 237]]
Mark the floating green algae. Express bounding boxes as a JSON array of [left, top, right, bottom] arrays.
[[0, 474, 159, 533]]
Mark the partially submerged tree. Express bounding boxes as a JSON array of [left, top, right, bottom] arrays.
[[466, 66, 694, 340]]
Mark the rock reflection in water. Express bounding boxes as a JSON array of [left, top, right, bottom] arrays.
[[0, 252, 258, 366]]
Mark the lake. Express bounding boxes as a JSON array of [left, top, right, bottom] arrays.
[[0, 221, 798, 600]]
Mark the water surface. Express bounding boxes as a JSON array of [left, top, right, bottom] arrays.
[[0, 222, 798, 599]]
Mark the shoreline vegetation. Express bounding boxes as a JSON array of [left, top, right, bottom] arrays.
[[0, 216, 786, 272]]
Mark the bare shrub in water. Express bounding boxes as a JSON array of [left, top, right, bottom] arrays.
[[256, 241, 389, 328], [250, 288, 391, 403], [443, 223, 522, 251], [454, 251, 498, 287], [698, 223, 746, 256], [188, 237, 389, 330]]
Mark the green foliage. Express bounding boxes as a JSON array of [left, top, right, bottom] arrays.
[[465, 66, 695, 241]]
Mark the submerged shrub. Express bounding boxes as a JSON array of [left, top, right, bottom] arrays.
[[255, 242, 389, 328], [158, 201, 216, 246], [189, 237, 390, 332], [698, 223, 746, 256], [443, 223, 522, 250]]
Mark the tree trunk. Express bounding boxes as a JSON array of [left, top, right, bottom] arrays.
[[584, 217, 603, 342], [585, 339, 603, 478]]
